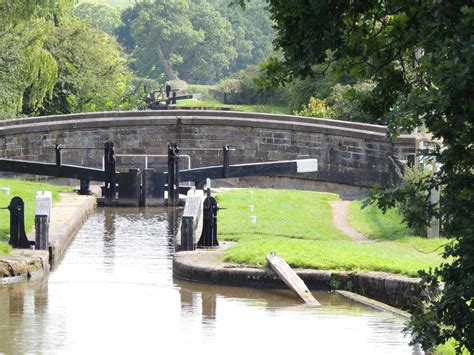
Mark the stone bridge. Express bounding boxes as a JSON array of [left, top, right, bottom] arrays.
[[0, 110, 417, 198]]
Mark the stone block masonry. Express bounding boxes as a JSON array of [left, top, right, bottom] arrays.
[[173, 243, 422, 311], [0, 192, 96, 283], [0, 110, 417, 192]]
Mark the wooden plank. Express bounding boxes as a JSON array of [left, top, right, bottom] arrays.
[[266, 253, 320, 306], [335, 290, 410, 319]]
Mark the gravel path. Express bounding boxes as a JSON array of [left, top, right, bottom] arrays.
[[330, 200, 371, 242]]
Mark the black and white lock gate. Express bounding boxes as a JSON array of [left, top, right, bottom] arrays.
[[0, 141, 117, 206], [0, 140, 317, 208]]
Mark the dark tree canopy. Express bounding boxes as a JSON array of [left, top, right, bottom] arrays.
[[239, 0, 473, 352]]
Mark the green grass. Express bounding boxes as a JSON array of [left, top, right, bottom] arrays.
[[217, 188, 348, 242], [217, 189, 447, 276], [348, 200, 449, 255], [176, 98, 291, 115], [349, 200, 418, 240], [185, 84, 214, 99], [0, 178, 72, 254], [223, 237, 445, 275], [0, 242, 11, 255]]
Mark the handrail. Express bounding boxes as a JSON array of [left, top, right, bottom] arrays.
[[116, 154, 191, 171]]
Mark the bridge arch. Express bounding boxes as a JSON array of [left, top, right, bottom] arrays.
[[0, 110, 416, 198]]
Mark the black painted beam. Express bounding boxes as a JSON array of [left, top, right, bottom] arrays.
[[0, 159, 105, 181], [177, 159, 317, 182]]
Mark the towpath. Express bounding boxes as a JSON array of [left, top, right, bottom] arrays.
[[330, 200, 370, 242]]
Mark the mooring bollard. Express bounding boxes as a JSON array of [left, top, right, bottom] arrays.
[[8, 196, 30, 249], [198, 184, 219, 247], [35, 191, 52, 250]]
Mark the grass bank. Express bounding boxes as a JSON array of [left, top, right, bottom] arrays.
[[216, 189, 446, 276], [176, 98, 291, 115], [348, 200, 450, 252], [0, 178, 72, 254]]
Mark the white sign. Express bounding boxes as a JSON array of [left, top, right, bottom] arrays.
[[296, 159, 318, 173]]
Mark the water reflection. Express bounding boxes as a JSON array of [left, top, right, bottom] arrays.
[[0, 208, 422, 354]]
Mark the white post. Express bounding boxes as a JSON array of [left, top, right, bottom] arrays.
[[427, 187, 440, 238], [35, 191, 52, 250]]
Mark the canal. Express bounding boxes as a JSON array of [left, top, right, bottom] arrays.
[[0, 208, 421, 354]]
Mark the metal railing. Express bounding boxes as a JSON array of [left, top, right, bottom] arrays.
[[115, 154, 191, 171]]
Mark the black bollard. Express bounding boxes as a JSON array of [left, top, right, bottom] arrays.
[[198, 188, 219, 247], [8, 197, 30, 249], [171, 91, 177, 104]]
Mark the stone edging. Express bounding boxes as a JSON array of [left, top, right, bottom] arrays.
[[173, 242, 421, 311], [0, 250, 49, 283], [44, 192, 96, 267], [0, 192, 96, 283]]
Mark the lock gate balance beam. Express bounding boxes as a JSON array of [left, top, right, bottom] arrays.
[[0, 159, 105, 182], [176, 159, 318, 188]]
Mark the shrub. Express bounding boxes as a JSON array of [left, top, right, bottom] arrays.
[[367, 166, 437, 237], [326, 82, 376, 123], [294, 97, 334, 118], [215, 65, 285, 105]]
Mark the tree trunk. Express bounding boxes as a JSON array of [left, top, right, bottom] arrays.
[[155, 45, 178, 81]]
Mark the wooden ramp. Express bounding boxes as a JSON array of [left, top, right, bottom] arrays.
[[266, 253, 320, 306]]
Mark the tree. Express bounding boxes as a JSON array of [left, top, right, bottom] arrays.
[[116, 0, 275, 84], [0, 0, 75, 117], [74, 2, 123, 36], [117, 1, 204, 81], [0, 0, 74, 26], [214, 0, 275, 75], [41, 19, 133, 115], [236, 1, 473, 352], [0, 31, 30, 118], [179, 2, 237, 83]]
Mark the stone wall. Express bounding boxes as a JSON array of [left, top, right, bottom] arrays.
[[0, 110, 417, 192]]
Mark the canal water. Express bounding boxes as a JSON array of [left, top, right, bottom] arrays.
[[0, 208, 421, 354]]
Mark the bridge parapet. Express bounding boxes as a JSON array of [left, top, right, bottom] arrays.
[[0, 110, 417, 196]]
